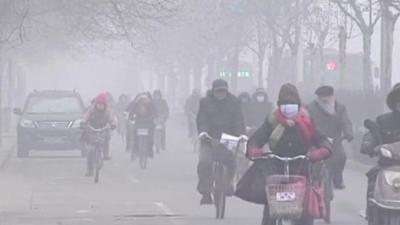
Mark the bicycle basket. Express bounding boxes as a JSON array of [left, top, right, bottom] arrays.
[[266, 175, 307, 220]]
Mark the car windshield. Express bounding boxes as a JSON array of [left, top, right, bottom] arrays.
[[26, 96, 83, 114]]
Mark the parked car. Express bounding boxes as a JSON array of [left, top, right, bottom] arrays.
[[14, 90, 85, 157]]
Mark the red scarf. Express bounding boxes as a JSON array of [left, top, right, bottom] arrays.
[[275, 107, 316, 145]]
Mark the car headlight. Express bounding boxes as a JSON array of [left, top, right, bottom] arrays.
[[384, 171, 400, 190], [70, 119, 83, 128], [381, 147, 393, 159], [20, 119, 35, 128]]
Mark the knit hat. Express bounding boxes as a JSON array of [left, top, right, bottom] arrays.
[[387, 83, 400, 111], [277, 83, 301, 105]]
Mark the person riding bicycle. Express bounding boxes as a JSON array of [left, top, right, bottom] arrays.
[[307, 86, 354, 190], [126, 93, 157, 158], [196, 79, 246, 205], [251, 88, 273, 129], [360, 83, 400, 219], [82, 93, 117, 176], [116, 94, 130, 137], [246, 83, 332, 225], [238, 92, 253, 134], [152, 90, 169, 151], [184, 89, 201, 138]]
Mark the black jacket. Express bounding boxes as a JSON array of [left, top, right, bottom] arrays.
[[197, 92, 245, 139]]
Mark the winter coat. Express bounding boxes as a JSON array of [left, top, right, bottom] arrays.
[[307, 100, 353, 140], [184, 94, 200, 117], [197, 92, 245, 139], [153, 99, 170, 121], [83, 108, 116, 129], [248, 108, 332, 159], [251, 91, 273, 128], [238, 92, 253, 128]]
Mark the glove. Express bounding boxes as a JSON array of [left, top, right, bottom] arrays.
[[239, 135, 248, 142], [344, 134, 354, 142], [247, 147, 264, 159], [307, 147, 331, 163], [199, 132, 209, 140]]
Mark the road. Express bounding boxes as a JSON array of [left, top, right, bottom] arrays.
[[0, 116, 368, 225]]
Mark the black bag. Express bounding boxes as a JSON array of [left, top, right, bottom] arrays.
[[235, 159, 270, 205]]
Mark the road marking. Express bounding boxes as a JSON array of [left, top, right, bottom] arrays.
[[76, 210, 90, 214], [154, 202, 174, 216]]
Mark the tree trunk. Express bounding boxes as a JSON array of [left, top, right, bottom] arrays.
[[339, 27, 347, 88], [206, 55, 216, 86], [231, 45, 240, 94], [362, 32, 373, 91], [257, 51, 265, 88], [193, 62, 203, 92], [381, 6, 397, 92]]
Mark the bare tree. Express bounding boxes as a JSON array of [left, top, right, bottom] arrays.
[[332, 0, 381, 90], [379, 0, 400, 91]]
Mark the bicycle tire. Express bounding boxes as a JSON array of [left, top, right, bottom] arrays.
[[214, 164, 226, 219]]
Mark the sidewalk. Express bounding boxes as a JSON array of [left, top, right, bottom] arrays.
[[0, 134, 16, 170]]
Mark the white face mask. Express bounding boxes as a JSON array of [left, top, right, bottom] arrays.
[[280, 104, 300, 118], [256, 95, 265, 102]]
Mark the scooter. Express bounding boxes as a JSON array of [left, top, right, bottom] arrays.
[[364, 119, 400, 225]]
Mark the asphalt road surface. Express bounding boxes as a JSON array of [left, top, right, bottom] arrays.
[[0, 117, 368, 225]]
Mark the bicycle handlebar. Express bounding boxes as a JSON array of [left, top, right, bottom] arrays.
[[88, 125, 111, 132], [252, 153, 308, 162]]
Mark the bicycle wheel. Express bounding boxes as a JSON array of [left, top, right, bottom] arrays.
[[138, 137, 148, 169], [214, 164, 226, 219], [94, 148, 101, 183]]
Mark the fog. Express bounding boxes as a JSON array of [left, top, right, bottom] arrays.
[[1, 1, 400, 225]]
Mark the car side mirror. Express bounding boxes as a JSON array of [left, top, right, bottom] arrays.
[[13, 108, 22, 115]]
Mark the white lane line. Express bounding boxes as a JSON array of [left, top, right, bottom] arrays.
[[154, 202, 174, 215], [76, 210, 90, 214]]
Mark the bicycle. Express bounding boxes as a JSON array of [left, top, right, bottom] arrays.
[[253, 153, 309, 225], [134, 126, 151, 169], [200, 133, 246, 219], [85, 125, 111, 184], [154, 119, 164, 154]]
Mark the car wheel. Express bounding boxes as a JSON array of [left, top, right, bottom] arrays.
[[17, 141, 29, 158]]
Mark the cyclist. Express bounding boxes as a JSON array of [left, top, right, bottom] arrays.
[[307, 86, 354, 190], [152, 90, 169, 151], [196, 79, 246, 205], [126, 93, 157, 159], [82, 93, 117, 176], [184, 89, 201, 138], [247, 83, 332, 225]]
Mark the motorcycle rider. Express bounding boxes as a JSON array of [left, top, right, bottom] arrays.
[[184, 89, 201, 138], [251, 88, 273, 129], [247, 83, 332, 225], [307, 86, 354, 190], [361, 83, 400, 218], [196, 79, 246, 205], [82, 93, 117, 176], [126, 93, 157, 159], [152, 90, 169, 151]]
